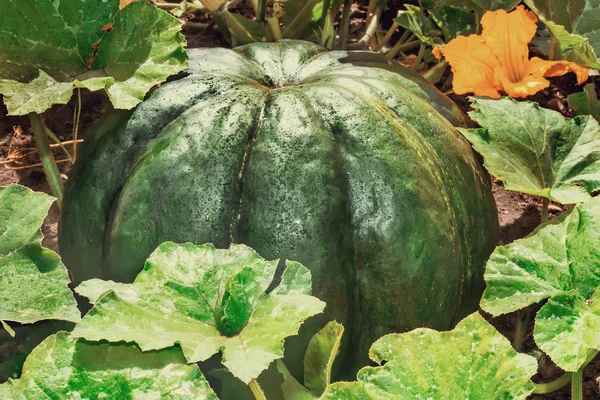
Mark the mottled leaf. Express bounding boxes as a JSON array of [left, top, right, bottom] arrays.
[[0, 332, 217, 399], [0, 321, 74, 383], [569, 83, 600, 122], [430, 5, 476, 40], [0, 185, 80, 333], [74, 279, 120, 304], [304, 321, 344, 396], [73, 242, 325, 383], [534, 288, 600, 371], [481, 198, 600, 316], [323, 313, 536, 399], [481, 198, 600, 371], [459, 97, 600, 204], [0, 0, 187, 115], [319, 381, 370, 399], [526, 0, 600, 69], [421, 0, 520, 22]]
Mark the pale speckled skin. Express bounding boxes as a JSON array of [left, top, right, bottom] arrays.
[[59, 40, 499, 383]]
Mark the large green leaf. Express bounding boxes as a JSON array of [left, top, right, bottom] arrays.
[[0, 185, 80, 334], [534, 288, 600, 371], [72, 242, 325, 384], [430, 5, 476, 40], [319, 313, 537, 399], [481, 198, 600, 315], [0, 0, 187, 115], [0, 321, 73, 382], [569, 83, 600, 122], [481, 198, 600, 371], [458, 97, 600, 204], [0, 332, 217, 399], [304, 321, 344, 396], [526, 0, 600, 69]]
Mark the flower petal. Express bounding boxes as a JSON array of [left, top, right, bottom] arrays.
[[540, 60, 590, 84], [436, 35, 501, 98], [481, 5, 538, 84], [432, 45, 443, 60], [493, 66, 550, 98]]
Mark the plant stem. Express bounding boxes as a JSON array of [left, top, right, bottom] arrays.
[[359, 3, 382, 46], [183, 21, 211, 30], [541, 197, 549, 223], [338, 0, 352, 50], [257, 0, 267, 22], [512, 310, 529, 352], [373, 21, 398, 51], [572, 349, 599, 400], [422, 60, 447, 83], [154, 1, 204, 10], [29, 113, 63, 206], [412, 43, 426, 71], [386, 38, 420, 59], [267, 17, 282, 40], [282, 0, 322, 39], [73, 88, 82, 162], [572, 366, 583, 400], [220, 10, 258, 44], [248, 379, 267, 400], [532, 372, 572, 394]]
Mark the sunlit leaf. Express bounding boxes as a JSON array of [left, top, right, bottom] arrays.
[[317, 313, 537, 399], [0, 332, 217, 399], [481, 198, 600, 371], [0, 0, 187, 115], [73, 242, 325, 384], [535, 288, 600, 371], [304, 321, 344, 396], [459, 97, 600, 204], [0, 185, 80, 334]]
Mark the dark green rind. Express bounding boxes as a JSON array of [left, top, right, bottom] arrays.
[[59, 74, 261, 282], [60, 40, 498, 388], [236, 88, 355, 380], [105, 84, 267, 282]]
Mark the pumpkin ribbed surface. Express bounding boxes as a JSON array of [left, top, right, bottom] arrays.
[[59, 40, 499, 379]]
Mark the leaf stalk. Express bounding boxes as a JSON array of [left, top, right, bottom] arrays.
[[29, 113, 63, 207], [386, 38, 420, 59], [373, 21, 398, 52], [532, 372, 572, 394], [541, 197, 549, 223], [338, 0, 352, 50], [572, 349, 599, 400], [512, 310, 530, 352], [248, 378, 267, 400]]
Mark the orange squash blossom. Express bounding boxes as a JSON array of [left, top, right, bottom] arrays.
[[433, 6, 589, 99], [120, 0, 135, 9]]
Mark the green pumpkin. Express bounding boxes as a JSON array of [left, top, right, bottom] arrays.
[[59, 40, 498, 383]]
